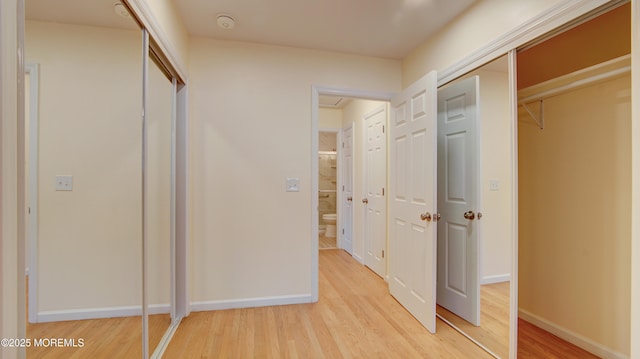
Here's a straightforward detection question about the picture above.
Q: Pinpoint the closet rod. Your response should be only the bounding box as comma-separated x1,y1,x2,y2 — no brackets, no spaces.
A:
519,65,630,104
518,57,630,130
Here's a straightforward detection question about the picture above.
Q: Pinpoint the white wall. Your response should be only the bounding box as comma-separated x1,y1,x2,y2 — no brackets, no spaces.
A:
188,38,401,307
403,0,566,86
26,20,170,318
319,108,342,129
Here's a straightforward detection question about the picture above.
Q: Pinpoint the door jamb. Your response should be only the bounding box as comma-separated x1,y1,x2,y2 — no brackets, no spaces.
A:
25,62,39,323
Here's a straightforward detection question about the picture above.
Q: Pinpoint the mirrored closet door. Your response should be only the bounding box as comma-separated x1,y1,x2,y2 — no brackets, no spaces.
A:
23,1,184,357
435,54,513,359
24,0,146,357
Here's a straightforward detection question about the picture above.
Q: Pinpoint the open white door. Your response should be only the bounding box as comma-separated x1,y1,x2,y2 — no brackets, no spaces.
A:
436,76,480,326
388,71,438,333
364,105,387,278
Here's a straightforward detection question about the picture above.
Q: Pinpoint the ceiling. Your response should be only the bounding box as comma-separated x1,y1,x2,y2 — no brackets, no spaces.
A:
25,0,477,60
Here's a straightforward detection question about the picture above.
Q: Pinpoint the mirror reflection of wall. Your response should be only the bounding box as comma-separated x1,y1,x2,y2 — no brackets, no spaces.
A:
435,54,512,359
24,1,147,357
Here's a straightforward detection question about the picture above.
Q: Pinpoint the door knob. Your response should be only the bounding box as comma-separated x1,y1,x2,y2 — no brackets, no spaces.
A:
477,212,483,220
463,211,475,220
347,196,353,202
362,198,369,204
420,212,432,222
433,213,441,222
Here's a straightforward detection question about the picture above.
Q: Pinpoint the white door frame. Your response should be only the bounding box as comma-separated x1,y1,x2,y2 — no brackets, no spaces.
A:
25,62,39,323
311,86,394,302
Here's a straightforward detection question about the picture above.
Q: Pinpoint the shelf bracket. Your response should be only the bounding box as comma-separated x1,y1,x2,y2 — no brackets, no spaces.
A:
521,100,544,130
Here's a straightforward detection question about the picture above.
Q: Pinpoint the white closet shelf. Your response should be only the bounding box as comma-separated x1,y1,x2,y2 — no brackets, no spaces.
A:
518,54,630,129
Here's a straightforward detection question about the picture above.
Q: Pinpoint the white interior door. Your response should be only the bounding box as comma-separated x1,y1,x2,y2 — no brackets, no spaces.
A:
436,75,480,326
388,71,438,333
363,105,387,278
341,124,354,255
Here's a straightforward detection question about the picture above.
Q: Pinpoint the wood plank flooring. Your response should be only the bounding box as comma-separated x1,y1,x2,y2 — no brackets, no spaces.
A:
26,314,169,359
437,282,510,358
24,250,607,358
164,249,492,358
517,318,600,358
319,233,337,249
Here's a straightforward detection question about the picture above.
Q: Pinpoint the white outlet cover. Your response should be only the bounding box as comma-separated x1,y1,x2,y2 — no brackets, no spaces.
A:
489,180,500,191
55,175,73,191
286,178,300,192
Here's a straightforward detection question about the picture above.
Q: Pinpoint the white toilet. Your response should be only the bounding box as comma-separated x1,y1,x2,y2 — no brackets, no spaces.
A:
322,213,337,238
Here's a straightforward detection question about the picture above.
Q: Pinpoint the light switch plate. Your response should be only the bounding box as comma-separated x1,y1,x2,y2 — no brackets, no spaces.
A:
55,175,73,191
286,178,300,192
489,180,500,191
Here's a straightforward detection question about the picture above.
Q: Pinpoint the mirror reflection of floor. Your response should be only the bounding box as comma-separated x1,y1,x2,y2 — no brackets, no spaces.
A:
26,278,170,358
26,314,169,358
436,282,510,359
319,233,337,249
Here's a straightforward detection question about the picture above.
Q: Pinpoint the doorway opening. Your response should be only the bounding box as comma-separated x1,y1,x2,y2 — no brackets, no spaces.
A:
318,130,339,250
311,86,393,302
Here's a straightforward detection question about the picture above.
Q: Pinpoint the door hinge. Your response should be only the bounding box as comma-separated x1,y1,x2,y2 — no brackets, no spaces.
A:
382,125,385,133
342,185,345,191
28,207,31,214
382,250,385,258
342,142,345,148
382,187,384,196
342,228,345,234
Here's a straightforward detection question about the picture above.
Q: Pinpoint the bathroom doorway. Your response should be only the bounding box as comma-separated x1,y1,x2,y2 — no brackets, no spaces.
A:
318,130,339,250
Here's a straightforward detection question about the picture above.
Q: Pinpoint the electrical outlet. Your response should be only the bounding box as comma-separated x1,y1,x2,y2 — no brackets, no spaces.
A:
489,180,500,191
55,175,73,191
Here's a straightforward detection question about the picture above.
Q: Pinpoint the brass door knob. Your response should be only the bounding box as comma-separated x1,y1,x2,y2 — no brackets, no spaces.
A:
420,212,432,222
463,211,475,220
434,213,441,222
362,198,369,204
347,196,353,202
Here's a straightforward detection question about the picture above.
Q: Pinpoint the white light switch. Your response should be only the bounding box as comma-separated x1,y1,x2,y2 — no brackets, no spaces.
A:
489,180,500,191
286,178,300,192
55,175,73,191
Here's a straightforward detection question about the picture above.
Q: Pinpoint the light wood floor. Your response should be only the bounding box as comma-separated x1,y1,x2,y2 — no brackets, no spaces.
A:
25,275,171,359
26,314,169,358
437,281,510,358
24,251,605,358
517,318,600,358
319,233,337,249
164,249,492,358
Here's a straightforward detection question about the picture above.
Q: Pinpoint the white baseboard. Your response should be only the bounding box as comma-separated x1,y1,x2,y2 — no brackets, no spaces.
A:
352,253,364,264
481,274,510,285
519,309,629,359
190,294,313,312
37,303,170,323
